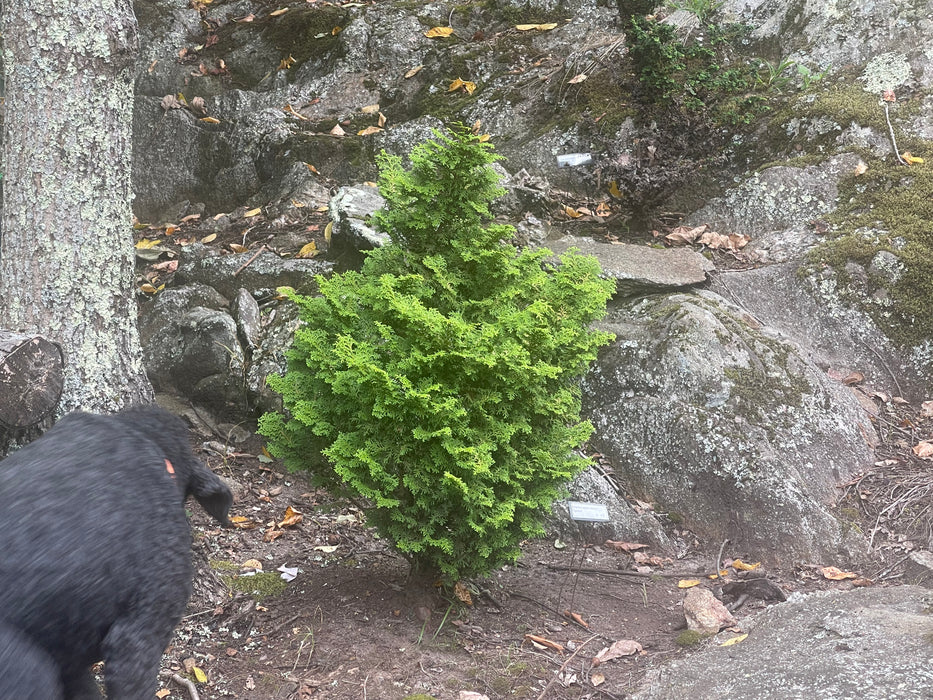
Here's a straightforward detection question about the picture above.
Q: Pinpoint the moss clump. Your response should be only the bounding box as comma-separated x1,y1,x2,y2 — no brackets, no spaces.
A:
563,72,638,134
809,155,933,348
224,572,289,600
676,629,709,647
263,5,350,69
808,85,892,133
209,559,240,573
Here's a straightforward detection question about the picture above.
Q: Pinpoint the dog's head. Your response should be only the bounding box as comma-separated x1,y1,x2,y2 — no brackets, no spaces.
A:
184,459,233,527
116,405,234,527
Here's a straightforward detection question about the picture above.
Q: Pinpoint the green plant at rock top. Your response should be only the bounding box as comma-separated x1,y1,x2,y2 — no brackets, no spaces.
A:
624,15,762,122
756,58,827,91
259,126,615,582
757,57,797,89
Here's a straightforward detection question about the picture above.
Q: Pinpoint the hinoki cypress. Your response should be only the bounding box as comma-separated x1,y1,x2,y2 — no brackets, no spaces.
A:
260,126,614,581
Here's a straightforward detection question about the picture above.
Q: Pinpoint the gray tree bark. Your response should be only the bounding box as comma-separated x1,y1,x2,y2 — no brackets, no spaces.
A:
0,0,153,413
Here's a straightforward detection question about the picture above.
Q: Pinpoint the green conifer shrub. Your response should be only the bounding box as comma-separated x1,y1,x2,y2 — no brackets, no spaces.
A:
258,126,615,581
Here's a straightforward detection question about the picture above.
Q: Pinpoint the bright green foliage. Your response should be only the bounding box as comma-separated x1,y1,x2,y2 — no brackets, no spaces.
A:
259,127,615,581
624,15,763,124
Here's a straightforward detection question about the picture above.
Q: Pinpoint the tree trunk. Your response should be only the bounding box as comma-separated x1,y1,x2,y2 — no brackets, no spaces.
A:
0,0,153,413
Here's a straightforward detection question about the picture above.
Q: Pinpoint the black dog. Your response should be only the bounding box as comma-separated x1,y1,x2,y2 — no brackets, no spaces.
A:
0,620,64,699
0,405,233,699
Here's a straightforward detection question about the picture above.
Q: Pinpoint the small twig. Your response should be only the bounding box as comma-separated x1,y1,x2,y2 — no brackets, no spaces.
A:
264,612,302,637
859,339,905,398
291,629,315,673
535,634,600,700
716,538,729,575
160,671,200,700
234,244,267,276
883,101,907,165
874,551,913,580
544,563,713,579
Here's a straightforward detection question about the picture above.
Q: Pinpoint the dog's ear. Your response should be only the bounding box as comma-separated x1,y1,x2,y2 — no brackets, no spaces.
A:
188,462,234,527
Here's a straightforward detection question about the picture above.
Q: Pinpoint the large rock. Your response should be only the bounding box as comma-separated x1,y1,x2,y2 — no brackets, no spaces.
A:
734,0,933,83
582,290,875,565
711,261,930,401
685,154,861,242
174,243,333,298
140,285,248,419
132,99,259,221
634,585,933,699
548,237,714,296
328,185,389,252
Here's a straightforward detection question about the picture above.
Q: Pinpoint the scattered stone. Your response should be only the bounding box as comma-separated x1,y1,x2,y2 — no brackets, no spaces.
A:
722,576,787,604
683,587,736,635
904,550,933,588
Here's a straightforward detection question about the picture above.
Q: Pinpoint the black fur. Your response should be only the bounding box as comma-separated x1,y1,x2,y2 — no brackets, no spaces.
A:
0,405,232,699
0,620,64,699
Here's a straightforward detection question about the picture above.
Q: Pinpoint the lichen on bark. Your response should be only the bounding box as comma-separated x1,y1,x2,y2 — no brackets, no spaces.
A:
0,0,152,413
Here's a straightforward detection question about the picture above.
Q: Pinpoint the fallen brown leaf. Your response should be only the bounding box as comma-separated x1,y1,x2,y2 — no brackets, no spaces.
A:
524,634,564,654
278,505,303,528
913,441,933,459
592,639,642,666
819,566,857,580
562,610,589,628
454,581,473,605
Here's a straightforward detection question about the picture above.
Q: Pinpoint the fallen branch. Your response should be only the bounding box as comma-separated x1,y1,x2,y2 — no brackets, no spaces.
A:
234,244,267,276
883,100,907,166
716,538,729,577
160,670,200,700
534,634,599,700
544,563,715,579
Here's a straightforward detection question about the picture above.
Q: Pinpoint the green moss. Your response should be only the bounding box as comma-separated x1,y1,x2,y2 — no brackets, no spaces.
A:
561,71,638,134
209,559,240,573
676,629,709,646
414,86,482,125
223,572,289,599
263,5,350,68
402,695,438,700
489,676,513,694
774,83,924,158
809,156,933,348
485,1,567,26
838,506,861,522
808,85,890,131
